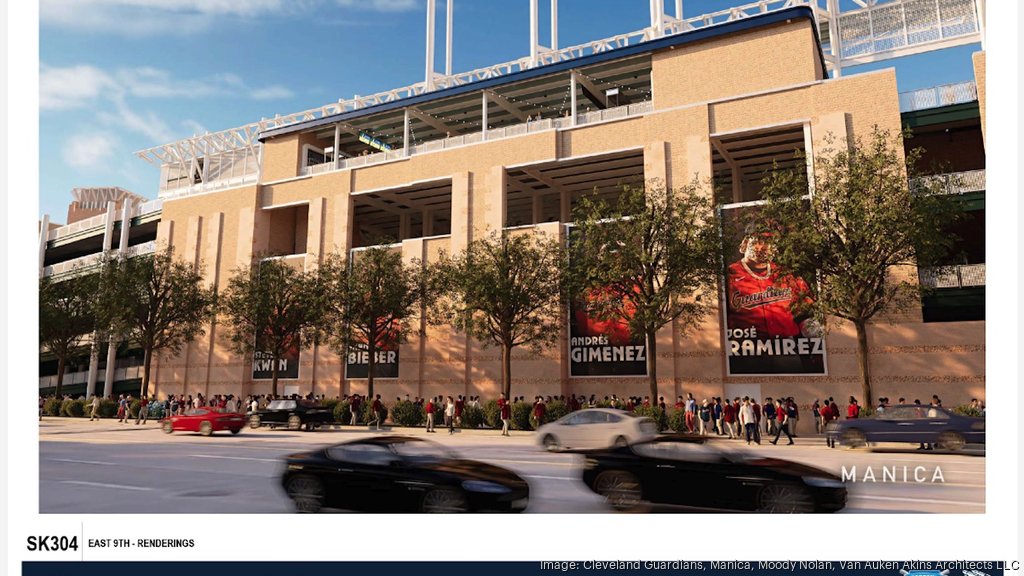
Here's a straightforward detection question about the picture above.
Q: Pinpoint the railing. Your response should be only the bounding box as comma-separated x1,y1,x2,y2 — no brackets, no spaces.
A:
913,169,985,195
301,101,653,177
261,253,307,271
158,173,258,200
899,81,978,112
42,241,158,278
48,212,108,242
918,263,986,289
39,366,145,389
124,241,157,258
135,198,163,216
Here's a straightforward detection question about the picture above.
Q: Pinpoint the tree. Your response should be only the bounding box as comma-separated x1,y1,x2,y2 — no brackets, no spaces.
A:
321,245,423,399
756,127,962,407
39,272,99,397
96,249,216,398
568,179,721,400
220,257,322,397
436,230,564,398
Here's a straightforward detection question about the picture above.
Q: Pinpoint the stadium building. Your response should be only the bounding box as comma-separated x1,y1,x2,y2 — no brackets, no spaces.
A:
39,1,986,407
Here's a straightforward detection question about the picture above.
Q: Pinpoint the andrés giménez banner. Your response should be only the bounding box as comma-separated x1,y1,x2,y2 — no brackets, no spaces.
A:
567,227,647,377
720,204,826,375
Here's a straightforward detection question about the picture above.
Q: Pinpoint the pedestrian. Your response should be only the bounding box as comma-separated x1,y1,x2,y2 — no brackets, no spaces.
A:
740,397,758,444
787,397,799,437
722,398,736,439
684,393,696,433
812,399,821,434
89,394,101,421
500,396,512,436
751,397,762,443
847,396,860,419
445,396,456,434
713,397,724,435
368,394,384,430
532,396,546,429
116,394,127,422
770,398,794,445
821,400,837,448
135,395,150,424
349,394,361,425
425,396,436,432
455,395,464,427
763,397,776,435
698,399,712,436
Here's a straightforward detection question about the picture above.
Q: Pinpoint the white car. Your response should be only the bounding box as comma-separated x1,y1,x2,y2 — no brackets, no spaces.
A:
535,408,658,451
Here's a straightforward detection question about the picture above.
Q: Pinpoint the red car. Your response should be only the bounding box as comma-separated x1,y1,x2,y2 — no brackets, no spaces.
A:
161,408,246,436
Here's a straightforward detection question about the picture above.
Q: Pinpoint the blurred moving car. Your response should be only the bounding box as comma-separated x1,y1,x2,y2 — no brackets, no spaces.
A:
581,437,847,513
161,408,246,436
535,408,658,451
248,399,333,431
826,404,984,450
280,436,530,513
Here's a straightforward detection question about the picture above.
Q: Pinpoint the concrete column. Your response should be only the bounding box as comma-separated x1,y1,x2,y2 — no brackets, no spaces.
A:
102,339,118,398
559,190,571,223
485,166,507,233
331,175,354,254
403,109,411,156
305,197,326,270
423,209,434,237
399,213,411,240
333,124,341,168
85,340,100,398
118,200,132,252
481,92,489,140
38,214,50,277
570,72,578,126
401,238,427,392
450,172,472,250
102,201,116,252
532,194,544,224
644,140,668,187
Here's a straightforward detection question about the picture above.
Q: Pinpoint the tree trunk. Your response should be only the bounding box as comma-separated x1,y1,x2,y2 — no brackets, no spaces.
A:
853,319,872,408
55,355,66,398
271,356,279,397
140,348,152,398
646,330,658,402
501,343,512,399
367,336,376,400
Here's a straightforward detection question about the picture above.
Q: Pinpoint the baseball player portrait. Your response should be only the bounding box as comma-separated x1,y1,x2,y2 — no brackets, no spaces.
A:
723,222,826,375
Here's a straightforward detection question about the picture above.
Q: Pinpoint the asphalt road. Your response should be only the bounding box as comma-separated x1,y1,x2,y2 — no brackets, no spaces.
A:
38,418,984,514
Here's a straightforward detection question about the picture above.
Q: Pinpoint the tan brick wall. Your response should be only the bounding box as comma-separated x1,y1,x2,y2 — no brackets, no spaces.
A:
652,20,823,111
151,36,981,405
973,51,986,144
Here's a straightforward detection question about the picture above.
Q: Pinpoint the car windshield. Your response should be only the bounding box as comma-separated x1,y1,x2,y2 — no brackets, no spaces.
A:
268,400,296,410
184,409,208,416
633,441,724,463
389,441,456,463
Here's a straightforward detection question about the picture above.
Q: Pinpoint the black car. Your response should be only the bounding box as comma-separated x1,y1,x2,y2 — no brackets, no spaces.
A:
248,399,334,431
826,404,984,450
280,436,530,513
580,437,847,513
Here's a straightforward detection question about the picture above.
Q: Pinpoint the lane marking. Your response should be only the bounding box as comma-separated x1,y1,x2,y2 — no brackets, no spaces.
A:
191,455,279,463
46,458,115,466
848,494,984,507
523,474,574,481
61,481,154,492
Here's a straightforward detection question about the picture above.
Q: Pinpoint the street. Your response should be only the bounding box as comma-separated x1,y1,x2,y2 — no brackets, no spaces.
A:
39,418,984,514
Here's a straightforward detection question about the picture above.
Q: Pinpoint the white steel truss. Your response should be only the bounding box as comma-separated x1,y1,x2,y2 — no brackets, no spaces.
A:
136,0,983,186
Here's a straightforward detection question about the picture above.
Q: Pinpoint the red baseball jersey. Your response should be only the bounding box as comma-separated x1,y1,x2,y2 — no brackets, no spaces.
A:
726,261,812,337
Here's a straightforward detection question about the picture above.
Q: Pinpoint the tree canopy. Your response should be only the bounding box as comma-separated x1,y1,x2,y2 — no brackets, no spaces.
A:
39,272,99,397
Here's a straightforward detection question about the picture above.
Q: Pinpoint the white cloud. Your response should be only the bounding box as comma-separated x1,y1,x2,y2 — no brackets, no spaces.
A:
335,0,419,11
63,133,118,168
40,0,296,36
250,85,296,100
39,65,115,111
181,119,209,136
97,96,176,143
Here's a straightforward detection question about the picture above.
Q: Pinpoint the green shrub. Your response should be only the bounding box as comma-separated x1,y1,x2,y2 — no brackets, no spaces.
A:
511,402,533,430
320,398,340,415
461,404,485,428
98,399,118,418
632,406,667,431
361,400,387,423
858,405,875,418
545,401,569,424
391,400,425,427
667,409,687,432
334,400,351,423
595,400,614,409
951,404,984,418
129,399,141,418
60,398,86,417
44,397,63,417
482,400,501,429
147,402,166,419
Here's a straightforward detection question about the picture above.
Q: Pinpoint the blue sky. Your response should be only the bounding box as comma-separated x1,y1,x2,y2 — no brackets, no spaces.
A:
39,0,981,221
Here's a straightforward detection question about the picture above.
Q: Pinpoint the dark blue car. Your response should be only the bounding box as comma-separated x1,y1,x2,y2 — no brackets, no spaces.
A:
826,405,984,450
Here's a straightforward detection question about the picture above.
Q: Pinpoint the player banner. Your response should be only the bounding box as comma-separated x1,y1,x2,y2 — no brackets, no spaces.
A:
252,334,300,380
567,227,647,377
719,203,826,375
344,343,399,379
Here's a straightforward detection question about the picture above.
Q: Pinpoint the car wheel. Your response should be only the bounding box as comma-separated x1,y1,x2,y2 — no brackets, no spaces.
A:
542,434,560,452
421,487,469,513
613,435,629,448
199,421,213,436
248,415,261,429
936,431,966,451
757,482,814,513
161,421,173,434
285,475,324,513
288,415,302,430
841,428,867,448
230,428,241,435
593,470,643,512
